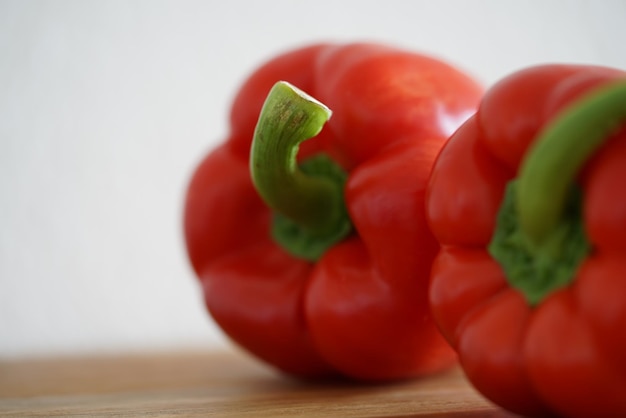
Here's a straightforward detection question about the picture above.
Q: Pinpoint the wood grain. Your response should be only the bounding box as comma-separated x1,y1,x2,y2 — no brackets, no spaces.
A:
0,348,516,417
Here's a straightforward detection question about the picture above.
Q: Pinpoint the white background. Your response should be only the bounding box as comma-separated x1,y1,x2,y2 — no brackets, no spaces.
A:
1,0,625,359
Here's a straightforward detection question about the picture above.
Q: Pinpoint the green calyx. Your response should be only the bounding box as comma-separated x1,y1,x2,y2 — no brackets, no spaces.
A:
250,81,352,261
489,180,590,305
489,80,626,306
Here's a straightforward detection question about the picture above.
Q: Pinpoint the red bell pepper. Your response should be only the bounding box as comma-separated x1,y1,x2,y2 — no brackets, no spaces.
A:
184,43,482,380
426,64,626,417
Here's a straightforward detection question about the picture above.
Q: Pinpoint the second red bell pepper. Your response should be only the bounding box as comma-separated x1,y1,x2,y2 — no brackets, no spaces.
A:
427,64,626,417
184,43,482,380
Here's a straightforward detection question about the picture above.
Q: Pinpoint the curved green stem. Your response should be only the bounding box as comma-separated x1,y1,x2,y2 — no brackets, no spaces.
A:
517,80,626,246
250,81,352,261
489,80,626,305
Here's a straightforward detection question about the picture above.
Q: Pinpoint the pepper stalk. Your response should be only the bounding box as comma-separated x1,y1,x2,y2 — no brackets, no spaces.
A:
250,81,352,261
489,80,626,305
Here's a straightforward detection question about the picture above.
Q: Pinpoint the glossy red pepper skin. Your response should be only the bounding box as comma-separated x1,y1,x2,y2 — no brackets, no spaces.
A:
426,65,626,417
184,43,482,380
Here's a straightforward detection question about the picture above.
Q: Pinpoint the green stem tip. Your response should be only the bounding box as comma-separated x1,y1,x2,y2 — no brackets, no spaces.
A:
250,81,352,261
517,80,626,245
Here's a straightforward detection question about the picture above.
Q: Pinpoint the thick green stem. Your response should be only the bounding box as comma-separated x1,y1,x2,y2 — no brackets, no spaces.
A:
517,80,626,246
250,81,352,261
489,80,626,305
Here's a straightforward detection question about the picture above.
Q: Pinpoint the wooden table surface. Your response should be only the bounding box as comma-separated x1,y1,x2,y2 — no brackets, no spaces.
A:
0,348,517,417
